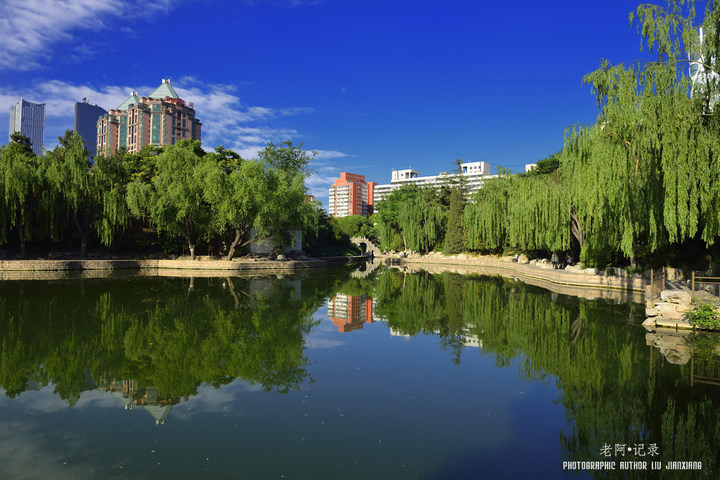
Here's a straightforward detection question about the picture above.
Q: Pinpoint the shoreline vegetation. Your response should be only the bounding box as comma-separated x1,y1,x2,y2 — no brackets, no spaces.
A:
368,2,720,282
1,2,719,314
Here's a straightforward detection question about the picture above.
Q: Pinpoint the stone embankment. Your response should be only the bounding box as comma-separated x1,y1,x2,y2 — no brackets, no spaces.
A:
379,250,720,331
380,251,646,291
0,255,366,280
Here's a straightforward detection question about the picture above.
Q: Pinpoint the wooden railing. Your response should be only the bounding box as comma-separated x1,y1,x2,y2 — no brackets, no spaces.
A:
649,267,666,301
691,271,720,302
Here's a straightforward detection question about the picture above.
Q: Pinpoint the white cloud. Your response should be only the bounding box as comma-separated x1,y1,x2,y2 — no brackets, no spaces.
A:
314,150,352,160
0,78,312,151
0,420,100,480
0,77,351,202
0,0,180,70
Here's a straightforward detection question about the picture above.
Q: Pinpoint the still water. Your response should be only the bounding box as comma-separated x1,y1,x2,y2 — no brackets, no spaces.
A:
0,266,718,479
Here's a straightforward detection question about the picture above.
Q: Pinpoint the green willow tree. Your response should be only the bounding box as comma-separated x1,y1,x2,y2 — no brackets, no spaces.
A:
398,188,447,253
0,134,40,256
463,169,512,252
444,159,467,254
92,150,132,247
465,0,720,267
254,142,317,252
202,158,271,260
374,184,447,252
127,140,212,260
45,131,130,257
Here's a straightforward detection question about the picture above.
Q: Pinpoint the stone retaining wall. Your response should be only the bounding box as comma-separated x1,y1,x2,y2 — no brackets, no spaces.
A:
0,256,366,280
380,253,646,292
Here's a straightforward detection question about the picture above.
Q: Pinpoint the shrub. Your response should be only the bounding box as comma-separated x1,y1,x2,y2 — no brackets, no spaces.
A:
685,333,720,360
685,303,720,330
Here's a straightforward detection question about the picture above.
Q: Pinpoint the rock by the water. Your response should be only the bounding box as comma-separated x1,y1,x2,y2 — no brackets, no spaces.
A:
660,290,692,305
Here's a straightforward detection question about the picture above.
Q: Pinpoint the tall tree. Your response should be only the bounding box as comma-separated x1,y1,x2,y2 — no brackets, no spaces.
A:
253,141,316,252
127,140,212,260
398,189,447,253
374,184,422,251
45,131,96,257
444,159,467,254
0,134,39,256
202,158,271,260
92,151,132,248
258,141,313,177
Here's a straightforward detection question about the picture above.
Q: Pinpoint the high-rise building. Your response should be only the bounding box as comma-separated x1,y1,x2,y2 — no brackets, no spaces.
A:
97,79,202,156
328,172,376,218
373,161,492,203
74,99,107,161
689,26,719,105
9,98,45,156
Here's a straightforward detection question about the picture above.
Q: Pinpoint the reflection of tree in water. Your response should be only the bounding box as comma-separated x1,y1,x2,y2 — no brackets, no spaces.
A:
0,269,351,409
372,268,720,477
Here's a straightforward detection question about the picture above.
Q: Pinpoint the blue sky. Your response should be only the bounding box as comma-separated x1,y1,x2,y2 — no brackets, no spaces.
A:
0,0,658,205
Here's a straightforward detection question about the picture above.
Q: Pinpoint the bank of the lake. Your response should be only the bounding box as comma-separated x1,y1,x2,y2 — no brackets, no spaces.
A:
0,255,366,278
378,252,647,292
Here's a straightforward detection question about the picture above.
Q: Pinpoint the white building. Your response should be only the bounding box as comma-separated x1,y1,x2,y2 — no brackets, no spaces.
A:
374,161,492,202
689,26,719,104
9,98,45,155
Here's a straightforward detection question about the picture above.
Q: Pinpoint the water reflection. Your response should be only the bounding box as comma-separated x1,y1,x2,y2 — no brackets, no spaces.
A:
100,378,177,424
0,265,719,478
327,294,376,332
0,269,351,409
368,268,720,476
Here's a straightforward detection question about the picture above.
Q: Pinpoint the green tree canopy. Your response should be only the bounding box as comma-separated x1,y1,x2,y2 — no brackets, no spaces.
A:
127,140,212,260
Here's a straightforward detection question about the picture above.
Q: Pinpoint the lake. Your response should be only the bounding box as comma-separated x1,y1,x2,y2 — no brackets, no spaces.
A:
0,265,717,479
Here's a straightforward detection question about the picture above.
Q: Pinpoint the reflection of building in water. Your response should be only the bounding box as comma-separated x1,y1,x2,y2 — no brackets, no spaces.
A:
390,328,412,337
435,327,483,348
328,294,375,332
462,331,482,348
101,378,178,424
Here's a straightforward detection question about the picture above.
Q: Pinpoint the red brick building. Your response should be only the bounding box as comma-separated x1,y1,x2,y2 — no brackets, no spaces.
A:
328,172,376,217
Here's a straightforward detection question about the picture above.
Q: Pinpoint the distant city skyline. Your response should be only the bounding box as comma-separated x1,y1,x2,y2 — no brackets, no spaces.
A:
74,99,107,161
0,1,682,205
9,98,45,155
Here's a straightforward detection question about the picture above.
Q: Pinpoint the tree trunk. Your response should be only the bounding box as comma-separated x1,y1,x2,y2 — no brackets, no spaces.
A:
80,230,88,258
73,211,89,258
189,243,196,260
569,208,586,248
17,226,25,258
226,277,240,309
226,229,242,261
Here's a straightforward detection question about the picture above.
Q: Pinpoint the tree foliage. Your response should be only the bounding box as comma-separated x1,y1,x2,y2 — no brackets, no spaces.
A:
374,184,448,252
464,0,720,267
0,135,39,256
127,140,211,260
0,131,322,259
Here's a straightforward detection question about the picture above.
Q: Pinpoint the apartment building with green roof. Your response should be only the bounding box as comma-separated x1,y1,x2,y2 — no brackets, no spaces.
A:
96,79,202,156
